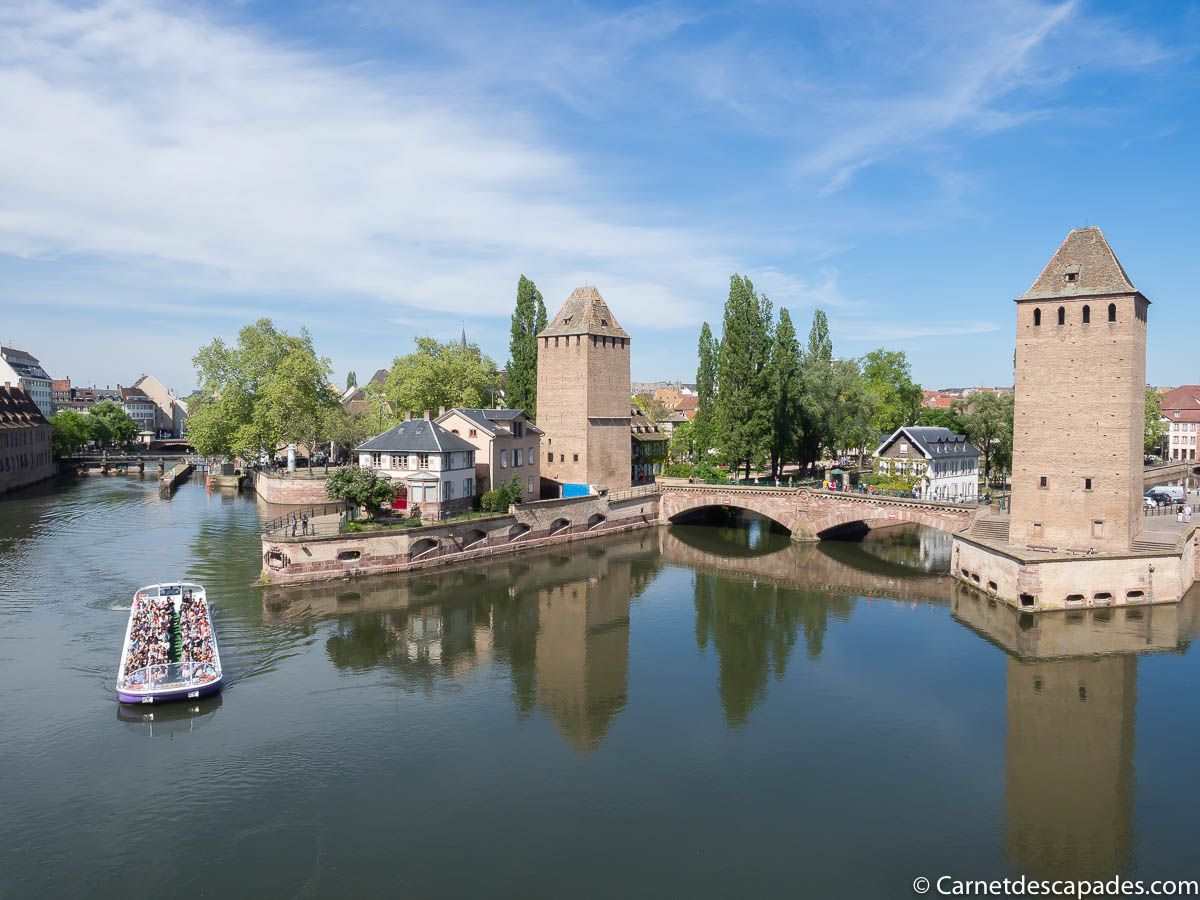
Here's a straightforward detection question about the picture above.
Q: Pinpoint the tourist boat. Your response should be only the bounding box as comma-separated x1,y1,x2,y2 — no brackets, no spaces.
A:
116,582,223,704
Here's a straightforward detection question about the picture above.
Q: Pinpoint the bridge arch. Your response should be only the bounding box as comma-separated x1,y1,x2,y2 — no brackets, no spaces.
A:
663,490,800,535
804,505,967,541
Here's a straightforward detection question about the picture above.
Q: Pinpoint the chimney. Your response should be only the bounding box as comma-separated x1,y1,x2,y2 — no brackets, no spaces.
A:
438,405,446,417
424,409,432,420
405,411,412,421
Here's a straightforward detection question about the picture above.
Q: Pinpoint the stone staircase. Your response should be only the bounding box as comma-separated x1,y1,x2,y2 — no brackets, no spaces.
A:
1131,533,1179,553
971,517,1011,543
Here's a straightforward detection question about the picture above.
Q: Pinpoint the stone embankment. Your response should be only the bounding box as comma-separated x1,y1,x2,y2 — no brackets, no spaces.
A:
254,470,337,505
260,486,660,585
160,462,193,495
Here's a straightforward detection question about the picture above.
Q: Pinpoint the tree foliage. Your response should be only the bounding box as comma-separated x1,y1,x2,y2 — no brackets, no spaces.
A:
860,348,923,436
916,406,964,432
713,275,773,477
50,410,94,456
325,466,395,518
765,307,801,477
1145,388,1168,456
480,475,525,512
87,400,138,448
382,337,500,421
952,391,1014,481
190,319,334,460
694,322,717,457
505,275,547,418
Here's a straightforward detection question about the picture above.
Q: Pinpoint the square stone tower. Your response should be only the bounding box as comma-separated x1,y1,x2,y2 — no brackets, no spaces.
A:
1009,227,1149,552
536,287,632,491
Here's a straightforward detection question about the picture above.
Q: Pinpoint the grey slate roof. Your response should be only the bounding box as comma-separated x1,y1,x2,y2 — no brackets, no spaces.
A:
538,286,630,339
874,426,980,460
1017,226,1142,302
357,418,476,453
443,407,544,436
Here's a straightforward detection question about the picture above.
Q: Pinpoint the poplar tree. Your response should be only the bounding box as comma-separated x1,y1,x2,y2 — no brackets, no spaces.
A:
766,307,801,478
505,275,546,417
714,275,773,479
694,322,717,457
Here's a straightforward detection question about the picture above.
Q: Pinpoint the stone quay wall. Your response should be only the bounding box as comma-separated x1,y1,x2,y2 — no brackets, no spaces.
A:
254,471,336,506
260,489,660,585
952,530,1198,611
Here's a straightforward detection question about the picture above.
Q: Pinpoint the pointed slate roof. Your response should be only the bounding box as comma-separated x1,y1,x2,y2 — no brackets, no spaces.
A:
356,418,476,454
537,286,630,339
1017,226,1142,302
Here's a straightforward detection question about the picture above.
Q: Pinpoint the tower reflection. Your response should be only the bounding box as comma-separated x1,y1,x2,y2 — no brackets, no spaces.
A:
953,586,1196,879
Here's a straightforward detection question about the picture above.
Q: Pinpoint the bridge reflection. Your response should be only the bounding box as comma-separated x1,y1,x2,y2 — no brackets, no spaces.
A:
953,586,1198,880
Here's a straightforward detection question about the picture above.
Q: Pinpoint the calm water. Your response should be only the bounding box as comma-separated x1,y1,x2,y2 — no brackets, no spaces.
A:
2,477,1200,898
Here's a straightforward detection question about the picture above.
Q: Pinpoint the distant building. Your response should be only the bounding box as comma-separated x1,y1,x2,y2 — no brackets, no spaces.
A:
674,394,698,421
118,385,158,441
0,347,53,420
873,426,980,501
0,384,55,494
1158,384,1200,461
50,380,120,414
436,407,542,500
356,416,477,519
630,406,668,485
132,375,189,438
536,287,632,493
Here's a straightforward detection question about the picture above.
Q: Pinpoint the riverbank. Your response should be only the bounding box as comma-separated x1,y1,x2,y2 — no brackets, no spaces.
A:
260,486,660,584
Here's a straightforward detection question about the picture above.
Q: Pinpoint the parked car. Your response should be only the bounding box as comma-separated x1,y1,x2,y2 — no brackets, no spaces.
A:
1146,486,1185,506
1144,495,1161,510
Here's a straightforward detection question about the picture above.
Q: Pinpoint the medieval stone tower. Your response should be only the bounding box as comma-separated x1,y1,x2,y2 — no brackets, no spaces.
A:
1009,227,1148,553
536,287,632,491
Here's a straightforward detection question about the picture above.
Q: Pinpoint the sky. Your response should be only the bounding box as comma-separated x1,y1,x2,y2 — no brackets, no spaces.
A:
1,0,1198,394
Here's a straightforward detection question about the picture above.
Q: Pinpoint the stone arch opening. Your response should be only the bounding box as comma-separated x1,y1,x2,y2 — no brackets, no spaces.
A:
508,523,530,542
463,529,487,549
587,513,606,530
410,537,439,559
667,503,793,536
549,517,571,535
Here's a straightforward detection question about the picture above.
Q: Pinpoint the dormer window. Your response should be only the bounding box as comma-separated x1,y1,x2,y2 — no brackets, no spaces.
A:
1065,272,1078,283
600,319,608,326
561,315,572,325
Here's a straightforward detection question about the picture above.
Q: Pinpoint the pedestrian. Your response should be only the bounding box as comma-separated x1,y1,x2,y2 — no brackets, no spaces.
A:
301,512,309,535
1185,504,1193,524
290,513,298,536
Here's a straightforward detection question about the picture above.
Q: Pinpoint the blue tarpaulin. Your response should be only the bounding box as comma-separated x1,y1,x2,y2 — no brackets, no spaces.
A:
562,483,591,498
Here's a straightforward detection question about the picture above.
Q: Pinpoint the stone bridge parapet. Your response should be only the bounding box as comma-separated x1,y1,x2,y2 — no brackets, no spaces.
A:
658,482,973,540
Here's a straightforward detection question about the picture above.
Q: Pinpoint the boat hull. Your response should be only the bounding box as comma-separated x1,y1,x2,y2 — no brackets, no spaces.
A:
118,676,223,705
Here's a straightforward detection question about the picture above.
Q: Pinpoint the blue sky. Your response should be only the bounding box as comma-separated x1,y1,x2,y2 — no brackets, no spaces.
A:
1,0,1198,393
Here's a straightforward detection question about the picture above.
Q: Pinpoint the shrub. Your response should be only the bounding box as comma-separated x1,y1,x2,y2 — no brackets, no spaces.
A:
325,466,395,518
663,462,693,478
480,490,503,512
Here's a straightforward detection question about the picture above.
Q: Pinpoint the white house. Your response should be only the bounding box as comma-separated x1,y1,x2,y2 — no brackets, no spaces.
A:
872,426,980,502
0,346,53,420
435,407,542,499
357,416,477,519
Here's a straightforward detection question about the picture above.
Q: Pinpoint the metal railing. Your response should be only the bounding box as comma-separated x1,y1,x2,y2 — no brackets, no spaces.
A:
262,501,347,536
608,483,661,502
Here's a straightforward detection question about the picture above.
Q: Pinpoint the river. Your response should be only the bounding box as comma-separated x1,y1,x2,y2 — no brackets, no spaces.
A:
2,476,1199,897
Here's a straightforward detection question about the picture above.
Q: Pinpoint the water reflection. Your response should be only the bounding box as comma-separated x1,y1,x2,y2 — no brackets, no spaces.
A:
953,587,1197,879
115,694,224,737
267,533,661,751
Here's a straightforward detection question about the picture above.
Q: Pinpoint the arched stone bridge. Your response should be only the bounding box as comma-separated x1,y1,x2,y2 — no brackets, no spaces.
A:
658,482,975,540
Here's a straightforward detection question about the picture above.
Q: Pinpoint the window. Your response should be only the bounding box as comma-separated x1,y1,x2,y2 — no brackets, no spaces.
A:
528,446,535,465
370,451,382,467
559,453,565,462
1065,272,1078,283
573,453,579,462
1108,302,1117,322
547,452,554,464
500,450,508,468
527,476,533,493
514,448,523,467
1057,306,1065,325
1033,308,1041,326
464,478,474,496
417,453,429,470
443,480,453,501
899,441,908,455
1033,522,1043,539
469,429,477,438
1092,520,1105,539
1082,304,1090,324
1039,476,1048,489
1084,477,1092,490
514,421,524,437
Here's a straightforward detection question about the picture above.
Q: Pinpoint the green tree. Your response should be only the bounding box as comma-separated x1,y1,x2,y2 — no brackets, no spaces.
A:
795,310,837,469
505,275,547,417
382,337,500,419
952,391,1014,484
916,406,964,432
325,466,395,518
1145,388,1168,456
669,419,696,462
87,400,138,448
829,358,877,464
694,322,718,458
765,307,801,477
633,392,673,423
323,404,376,457
714,275,773,477
345,371,357,389
50,410,93,456
860,348,922,436
191,319,331,460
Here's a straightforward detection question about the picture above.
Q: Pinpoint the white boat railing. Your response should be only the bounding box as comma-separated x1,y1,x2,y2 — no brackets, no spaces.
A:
118,662,220,692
